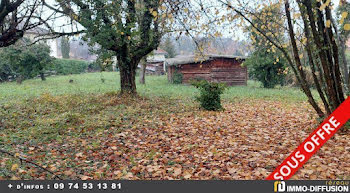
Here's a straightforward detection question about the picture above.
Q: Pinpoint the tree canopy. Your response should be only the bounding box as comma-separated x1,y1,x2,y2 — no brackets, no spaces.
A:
50,0,187,94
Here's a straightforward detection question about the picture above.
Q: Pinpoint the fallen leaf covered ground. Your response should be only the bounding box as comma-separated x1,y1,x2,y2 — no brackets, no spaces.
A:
0,93,349,180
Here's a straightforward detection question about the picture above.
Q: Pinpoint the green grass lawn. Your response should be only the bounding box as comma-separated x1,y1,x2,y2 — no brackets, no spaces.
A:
0,72,310,103
2,72,334,180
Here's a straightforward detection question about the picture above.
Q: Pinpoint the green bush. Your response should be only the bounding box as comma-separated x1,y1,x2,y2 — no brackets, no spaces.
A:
244,50,287,88
173,71,183,84
87,62,102,72
0,39,53,83
52,59,90,75
192,80,227,111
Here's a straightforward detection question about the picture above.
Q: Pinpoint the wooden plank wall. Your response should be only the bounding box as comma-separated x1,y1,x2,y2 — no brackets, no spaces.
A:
181,61,212,83
146,62,165,75
210,58,247,86
169,58,247,86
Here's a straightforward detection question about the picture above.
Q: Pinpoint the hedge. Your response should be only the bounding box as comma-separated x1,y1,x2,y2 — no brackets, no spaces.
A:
52,59,91,75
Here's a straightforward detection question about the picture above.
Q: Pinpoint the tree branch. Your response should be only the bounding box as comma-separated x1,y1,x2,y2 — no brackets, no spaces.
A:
0,149,63,180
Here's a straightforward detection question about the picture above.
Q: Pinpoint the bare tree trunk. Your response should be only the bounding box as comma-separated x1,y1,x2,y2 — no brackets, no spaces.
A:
16,75,23,84
285,0,325,118
325,7,345,104
139,57,146,84
299,5,331,115
40,72,46,81
331,15,349,91
119,60,137,95
303,0,344,111
337,35,349,92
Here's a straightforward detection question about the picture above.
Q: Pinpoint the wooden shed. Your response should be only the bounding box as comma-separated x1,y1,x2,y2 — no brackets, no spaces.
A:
145,61,165,75
141,48,168,76
165,55,248,86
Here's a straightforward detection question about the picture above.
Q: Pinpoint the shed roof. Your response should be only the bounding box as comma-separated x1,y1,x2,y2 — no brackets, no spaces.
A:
165,55,210,66
165,55,247,66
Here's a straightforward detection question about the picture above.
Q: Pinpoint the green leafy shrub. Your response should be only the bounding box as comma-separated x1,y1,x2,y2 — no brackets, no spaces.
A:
172,71,183,84
52,59,90,75
244,4,287,89
87,62,103,72
244,50,287,88
0,39,53,83
192,80,227,111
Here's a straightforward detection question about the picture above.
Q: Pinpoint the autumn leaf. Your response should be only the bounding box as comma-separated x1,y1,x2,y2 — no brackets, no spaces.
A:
183,172,192,179
111,146,117,150
81,175,92,180
173,168,182,177
64,169,74,176
11,164,19,171
228,168,237,175
152,11,158,17
344,24,350,31
319,0,330,11
75,152,84,157
340,12,348,24
341,12,348,19
11,176,20,180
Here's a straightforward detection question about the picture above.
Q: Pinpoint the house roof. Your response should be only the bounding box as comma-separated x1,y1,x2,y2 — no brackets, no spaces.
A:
165,55,210,66
26,27,49,35
147,59,165,63
209,54,248,60
17,22,50,35
165,55,247,66
154,48,168,55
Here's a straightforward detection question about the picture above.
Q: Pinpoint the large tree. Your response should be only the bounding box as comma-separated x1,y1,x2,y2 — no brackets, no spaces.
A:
51,0,183,94
244,3,288,88
215,0,347,118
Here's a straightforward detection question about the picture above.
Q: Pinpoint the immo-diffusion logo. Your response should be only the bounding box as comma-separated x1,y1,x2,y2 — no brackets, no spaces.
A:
273,181,349,193
274,181,286,192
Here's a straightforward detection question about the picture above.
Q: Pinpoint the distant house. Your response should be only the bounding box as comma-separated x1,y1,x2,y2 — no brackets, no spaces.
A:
148,48,168,62
23,26,97,61
23,27,60,58
165,55,248,86
67,39,97,61
141,48,168,75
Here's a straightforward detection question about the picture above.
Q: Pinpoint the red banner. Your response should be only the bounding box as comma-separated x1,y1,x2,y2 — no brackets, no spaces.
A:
266,98,350,180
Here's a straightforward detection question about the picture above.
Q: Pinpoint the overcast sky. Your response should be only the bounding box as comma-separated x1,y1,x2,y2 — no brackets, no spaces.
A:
42,0,342,42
